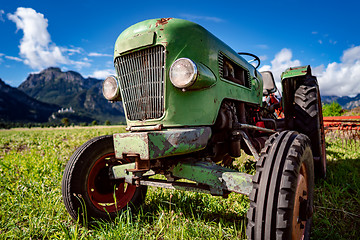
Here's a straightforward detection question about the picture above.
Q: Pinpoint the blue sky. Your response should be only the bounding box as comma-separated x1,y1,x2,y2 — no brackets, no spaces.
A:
1,0,360,96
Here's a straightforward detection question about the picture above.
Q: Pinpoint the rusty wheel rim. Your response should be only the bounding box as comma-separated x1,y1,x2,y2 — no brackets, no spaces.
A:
87,153,136,212
292,162,309,240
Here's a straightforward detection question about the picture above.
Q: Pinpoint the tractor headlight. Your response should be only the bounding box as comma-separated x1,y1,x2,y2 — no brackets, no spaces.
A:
102,75,121,101
169,58,198,88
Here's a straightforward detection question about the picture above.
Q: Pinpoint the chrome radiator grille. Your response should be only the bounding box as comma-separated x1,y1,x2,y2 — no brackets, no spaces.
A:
115,45,165,121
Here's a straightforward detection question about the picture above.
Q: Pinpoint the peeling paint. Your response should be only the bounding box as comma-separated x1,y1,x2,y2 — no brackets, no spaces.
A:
171,160,253,195
155,18,173,27
113,127,211,160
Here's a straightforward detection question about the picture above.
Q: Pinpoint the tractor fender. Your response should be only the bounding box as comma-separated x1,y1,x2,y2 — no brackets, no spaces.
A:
281,65,318,127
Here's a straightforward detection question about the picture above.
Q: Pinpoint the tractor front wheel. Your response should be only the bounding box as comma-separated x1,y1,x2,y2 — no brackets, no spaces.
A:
62,135,147,223
247,131,314,240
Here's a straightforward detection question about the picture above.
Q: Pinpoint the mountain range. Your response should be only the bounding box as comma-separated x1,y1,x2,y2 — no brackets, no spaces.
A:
0,78,58,123
321,94,360,109
1,67,359,125
1,67,124,124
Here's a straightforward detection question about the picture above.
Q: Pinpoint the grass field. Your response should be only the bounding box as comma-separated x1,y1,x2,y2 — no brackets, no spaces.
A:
0,126,359,239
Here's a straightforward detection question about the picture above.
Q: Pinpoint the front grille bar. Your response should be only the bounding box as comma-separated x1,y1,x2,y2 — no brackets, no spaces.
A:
115,45,165,121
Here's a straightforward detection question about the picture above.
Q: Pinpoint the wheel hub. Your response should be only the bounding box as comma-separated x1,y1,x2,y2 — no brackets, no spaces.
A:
292,163,309,240
87,153,136,212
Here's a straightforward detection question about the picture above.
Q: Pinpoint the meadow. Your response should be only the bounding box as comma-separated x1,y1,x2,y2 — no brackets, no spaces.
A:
0,126,359,239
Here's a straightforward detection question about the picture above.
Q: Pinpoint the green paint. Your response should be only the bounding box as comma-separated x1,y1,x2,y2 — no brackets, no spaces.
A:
172,161,222,187
113,127,211,160
111,162,135,179
281,65,310,80
171,161,253,195
186,62,217,90
113,18,263,128
114,133,149,158
115,32,155,54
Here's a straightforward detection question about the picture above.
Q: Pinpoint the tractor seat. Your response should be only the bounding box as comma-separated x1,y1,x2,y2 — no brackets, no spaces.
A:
261,71,277,96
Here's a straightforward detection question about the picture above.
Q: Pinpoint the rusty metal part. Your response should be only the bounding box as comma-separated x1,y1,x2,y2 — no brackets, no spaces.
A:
115,45,165,121
111,160,253,196
234,130,260,161
126,124,163,132
122,154,150,173
170,160,253,196
324,116,360,121
111,162,155,183
155,18,173,27
235,123,276,133
323,116,360,132
292,161,310,239
139,179,211,194
113,127,212,160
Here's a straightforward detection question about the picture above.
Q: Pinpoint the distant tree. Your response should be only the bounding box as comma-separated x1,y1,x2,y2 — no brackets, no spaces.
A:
104,120,111,126
61,118,70,127
0,122,10,129
322,102,343,116
92,120,98,126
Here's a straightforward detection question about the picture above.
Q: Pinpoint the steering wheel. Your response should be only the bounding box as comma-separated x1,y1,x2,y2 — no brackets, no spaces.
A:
237,52,261,69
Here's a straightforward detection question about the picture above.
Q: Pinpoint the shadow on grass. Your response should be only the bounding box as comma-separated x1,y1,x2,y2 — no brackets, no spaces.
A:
87,151,360,239
143,190,247,223
312,155,360,240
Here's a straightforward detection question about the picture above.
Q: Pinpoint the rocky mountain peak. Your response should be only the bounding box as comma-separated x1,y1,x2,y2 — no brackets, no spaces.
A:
41,67,62,73
18,67,102,98
14,67,124,124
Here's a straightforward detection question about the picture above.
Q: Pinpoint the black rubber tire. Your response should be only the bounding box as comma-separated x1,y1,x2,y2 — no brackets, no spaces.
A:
62,135,147,223
294,80,326,178
247,131,314,240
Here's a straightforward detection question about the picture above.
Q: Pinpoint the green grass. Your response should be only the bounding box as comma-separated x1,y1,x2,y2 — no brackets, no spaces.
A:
312,138,360,239
0,127,359,239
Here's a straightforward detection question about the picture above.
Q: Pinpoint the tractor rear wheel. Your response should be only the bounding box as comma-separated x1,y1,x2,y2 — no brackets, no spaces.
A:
62,135,147,223
247,131,314,240
294,80,326,178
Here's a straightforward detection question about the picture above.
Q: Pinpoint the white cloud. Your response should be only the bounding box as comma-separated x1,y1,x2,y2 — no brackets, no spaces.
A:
89,52,112,57
5,55,23,62
61,46,83,56
315,45,360,96
90,69,115,79
261,46,360,97
259,55,268,61
0,10,5,22
256,44,269,49
7,8,71,70
180,14,224,23
259,48,301,88
71,60,91,69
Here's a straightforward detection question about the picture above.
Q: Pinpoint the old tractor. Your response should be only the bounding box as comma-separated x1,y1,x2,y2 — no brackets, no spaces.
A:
62,18,326,239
